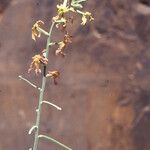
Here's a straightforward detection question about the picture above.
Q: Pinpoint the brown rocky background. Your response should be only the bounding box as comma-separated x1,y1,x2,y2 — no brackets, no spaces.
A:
0,0,150,150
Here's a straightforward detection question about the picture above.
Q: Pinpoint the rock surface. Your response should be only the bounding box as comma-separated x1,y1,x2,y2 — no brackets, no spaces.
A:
0,0,150,150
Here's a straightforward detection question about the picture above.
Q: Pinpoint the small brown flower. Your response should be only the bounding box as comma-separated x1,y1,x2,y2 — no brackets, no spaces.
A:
64,33,72,43
55,33,72,57
56,41,66,57
28,54,48,74
32,20,44,41
46,71,60,85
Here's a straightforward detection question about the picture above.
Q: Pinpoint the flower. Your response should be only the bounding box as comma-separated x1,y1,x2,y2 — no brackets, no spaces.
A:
46,71,60,85
53,4,75,31
57,4,74,17
32,20,44,41
81,12,94,25
28,54,48,74
56,41,66,57
64,33,72,43
55,33,72,57
55,17,67,31
57,4,69,16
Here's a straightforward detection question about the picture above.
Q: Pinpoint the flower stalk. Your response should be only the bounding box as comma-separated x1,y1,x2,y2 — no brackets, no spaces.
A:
19,0,93,150
32,21,58,150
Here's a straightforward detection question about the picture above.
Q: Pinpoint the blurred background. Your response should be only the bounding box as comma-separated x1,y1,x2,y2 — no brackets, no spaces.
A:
0,0,150,150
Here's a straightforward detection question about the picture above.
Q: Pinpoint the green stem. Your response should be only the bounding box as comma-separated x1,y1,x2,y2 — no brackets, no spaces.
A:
38,27,49,36
63,0,68,6
32,1,70,150
76,10,84,15
32,21,55,150
38,135,72,150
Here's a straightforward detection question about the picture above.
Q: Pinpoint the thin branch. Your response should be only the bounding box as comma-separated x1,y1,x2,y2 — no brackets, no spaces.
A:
41,100,62,110
38,135,72,150
18,75,41,91
38,28,49,36
28,126,38,135
76,10,84,15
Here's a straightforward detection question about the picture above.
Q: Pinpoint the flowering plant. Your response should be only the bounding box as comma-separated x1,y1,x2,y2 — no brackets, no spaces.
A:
19,0,93,150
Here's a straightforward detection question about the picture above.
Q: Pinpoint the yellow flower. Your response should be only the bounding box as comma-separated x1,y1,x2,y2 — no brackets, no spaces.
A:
81,12,94,25
32,20,44,41
57,4,74,17
46,71,60,85
28,54,48,74
57,4,70,16
53,4,75,31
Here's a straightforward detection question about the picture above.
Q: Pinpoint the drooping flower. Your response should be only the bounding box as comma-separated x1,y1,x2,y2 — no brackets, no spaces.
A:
64,33,72,43
56,41,66,57
81,12,94,25
28,54,48,74
55,33,72,57
32,20,44,41
46,71,60,85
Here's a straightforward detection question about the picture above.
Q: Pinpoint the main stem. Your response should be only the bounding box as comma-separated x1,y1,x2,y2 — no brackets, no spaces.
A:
33,21,55,150
33,1,68,150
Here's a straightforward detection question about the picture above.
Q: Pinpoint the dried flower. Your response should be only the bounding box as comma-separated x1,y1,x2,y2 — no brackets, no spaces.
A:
32,20,44,41
64,33,72,43
56,41,66,57
55,33,72,57
28,54,48,74
81,12,94,25
46,71,60,85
